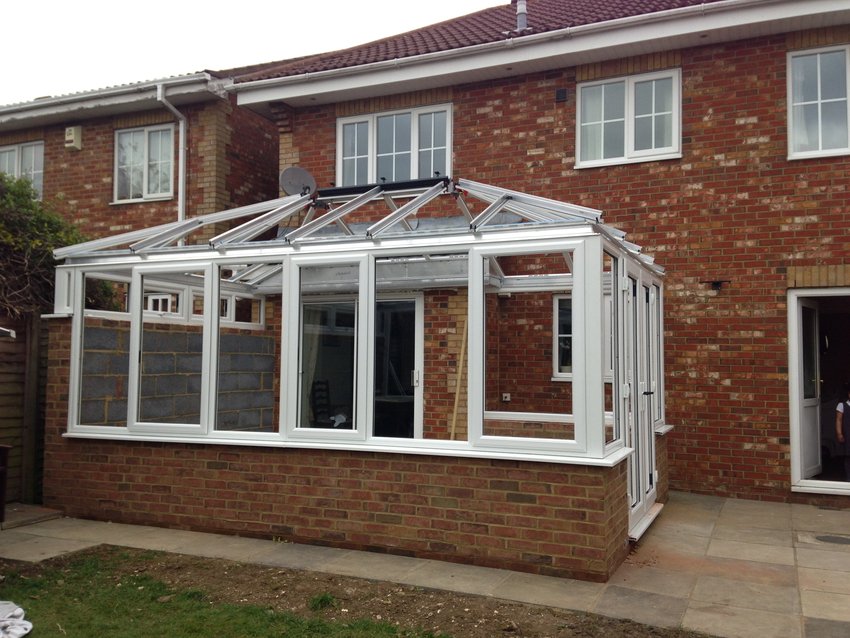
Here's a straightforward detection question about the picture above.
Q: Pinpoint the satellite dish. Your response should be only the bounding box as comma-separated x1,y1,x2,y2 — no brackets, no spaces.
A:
280,166,317,196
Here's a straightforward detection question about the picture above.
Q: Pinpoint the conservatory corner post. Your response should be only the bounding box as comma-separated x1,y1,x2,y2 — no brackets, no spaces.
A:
466,250,485,444
581,236,606,457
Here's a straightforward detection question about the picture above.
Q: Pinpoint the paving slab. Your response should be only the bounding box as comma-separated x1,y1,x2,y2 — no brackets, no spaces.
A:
706,538,796,565
252,542,353,571
691,574,801,614
798,567,850,595
683,601,802,638
0,530,100,562
797,547,850,572
318,548,426,581
593,585,687,628
792,505,850,535
800,590,850,622
716,511,792,531
491,571,603,611
607,563,698,598
803,617,850,638
712,524,794,547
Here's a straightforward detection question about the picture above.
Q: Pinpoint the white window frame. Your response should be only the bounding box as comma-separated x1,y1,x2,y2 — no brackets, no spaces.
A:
787,45,850,160
113,124,175,203
575,69,681,169
335,104,452,186
0,141,44,198
553,295,573,379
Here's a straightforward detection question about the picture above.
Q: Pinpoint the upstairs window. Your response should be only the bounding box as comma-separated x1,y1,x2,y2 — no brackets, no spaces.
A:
576,69,681,168
114,125,174,202
788,46,850,159
0,141,44,198
337,105,451,186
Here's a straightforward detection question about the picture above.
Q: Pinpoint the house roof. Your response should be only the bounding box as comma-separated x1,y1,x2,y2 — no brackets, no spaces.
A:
231,0,850,110
232,0,724,85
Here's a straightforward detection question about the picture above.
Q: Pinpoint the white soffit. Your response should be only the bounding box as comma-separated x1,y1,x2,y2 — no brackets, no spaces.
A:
235,0,850,109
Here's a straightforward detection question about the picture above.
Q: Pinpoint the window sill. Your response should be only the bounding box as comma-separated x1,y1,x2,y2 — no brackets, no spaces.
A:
574,151,682,170
654,423,674,435
787,148,850,161
110,195,174,205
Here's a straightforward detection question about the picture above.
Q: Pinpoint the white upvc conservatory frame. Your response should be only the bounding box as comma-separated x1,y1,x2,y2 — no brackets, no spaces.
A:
55,178,665,467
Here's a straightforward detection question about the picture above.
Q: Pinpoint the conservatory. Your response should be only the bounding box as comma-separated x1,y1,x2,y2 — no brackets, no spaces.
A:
48,176,669,579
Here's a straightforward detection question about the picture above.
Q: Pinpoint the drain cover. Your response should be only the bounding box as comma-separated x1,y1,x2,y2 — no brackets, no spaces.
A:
815,535,850,545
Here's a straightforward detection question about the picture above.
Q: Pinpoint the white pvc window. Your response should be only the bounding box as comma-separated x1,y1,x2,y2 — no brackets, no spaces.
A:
788,46,850,159
337,105,452,186
577,70,681,168
553,296,573,376
0,141,44,198
114,125,174,202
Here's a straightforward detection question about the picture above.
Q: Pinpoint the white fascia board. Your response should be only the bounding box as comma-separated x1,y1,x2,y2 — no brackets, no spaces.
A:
0,74,224,132
235,0,850,108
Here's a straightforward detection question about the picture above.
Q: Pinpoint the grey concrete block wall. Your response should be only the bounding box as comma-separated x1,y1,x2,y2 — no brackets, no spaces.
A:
79,323,276,430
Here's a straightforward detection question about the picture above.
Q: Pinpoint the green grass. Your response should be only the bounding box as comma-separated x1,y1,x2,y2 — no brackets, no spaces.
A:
0,552,442,638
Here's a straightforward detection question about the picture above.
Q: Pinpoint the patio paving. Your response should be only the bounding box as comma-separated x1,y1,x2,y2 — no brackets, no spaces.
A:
3,490,850,637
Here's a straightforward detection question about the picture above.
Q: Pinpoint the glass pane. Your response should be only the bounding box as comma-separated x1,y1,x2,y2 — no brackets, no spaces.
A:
298,264,358,430
356,121,368,154
377,156,393,183
434,110,447,145
343,123,357,157
377,116,394,154
342,158,356,186
138,271,204,424
419,113,433,148
634,116,652,151
821,51,847,101
216,269,276,433
603,120,625,158
0,149,14,175
396,152,411,181
604,82,625,119
373,299,416,438
792,55,819,103
655,113,673,148
822,101,849,149
581,123,602,161
635,81,653,116
356,157,368,185
655,77,673,112
418,149,431,179
396,114,411,152
433,148,446,177
581,85,603,123
793,104,819,153
802,306,817,399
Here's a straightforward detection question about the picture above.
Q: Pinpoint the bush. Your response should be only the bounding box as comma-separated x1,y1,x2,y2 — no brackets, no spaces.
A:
0,174,82,317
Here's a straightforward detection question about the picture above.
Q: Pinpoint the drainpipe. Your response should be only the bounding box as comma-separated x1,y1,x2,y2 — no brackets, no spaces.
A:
157,84,187,230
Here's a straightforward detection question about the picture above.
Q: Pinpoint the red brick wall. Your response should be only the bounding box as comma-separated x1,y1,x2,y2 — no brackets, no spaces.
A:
45,317,629,581
0,97,278,243
273,28,850,503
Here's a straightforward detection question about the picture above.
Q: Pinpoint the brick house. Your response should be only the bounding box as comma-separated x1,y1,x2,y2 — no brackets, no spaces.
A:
38,0,850,581
0,73,279,504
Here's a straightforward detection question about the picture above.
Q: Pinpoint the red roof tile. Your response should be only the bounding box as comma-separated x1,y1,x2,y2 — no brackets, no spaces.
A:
231,0,727,84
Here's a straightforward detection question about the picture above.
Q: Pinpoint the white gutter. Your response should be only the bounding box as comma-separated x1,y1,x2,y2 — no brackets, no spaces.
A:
233,0,849,105
157,84,188,228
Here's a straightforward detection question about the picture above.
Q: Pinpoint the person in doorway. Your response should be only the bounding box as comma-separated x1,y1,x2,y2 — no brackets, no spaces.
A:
835,382,850,480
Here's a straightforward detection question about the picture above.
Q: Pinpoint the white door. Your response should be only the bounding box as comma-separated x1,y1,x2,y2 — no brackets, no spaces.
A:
800,300,821,479
625,274,657,532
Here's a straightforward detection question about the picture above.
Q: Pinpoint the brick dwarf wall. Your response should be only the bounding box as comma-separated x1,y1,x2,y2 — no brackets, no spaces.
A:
45,318,629,581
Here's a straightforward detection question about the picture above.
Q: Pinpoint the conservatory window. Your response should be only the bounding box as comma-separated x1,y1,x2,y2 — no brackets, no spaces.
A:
337,105,451,186
788,46,850,159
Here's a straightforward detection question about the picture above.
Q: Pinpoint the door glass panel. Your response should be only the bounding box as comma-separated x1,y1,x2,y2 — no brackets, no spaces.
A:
803,305,818,399
373,300,416,438
604,252,619,444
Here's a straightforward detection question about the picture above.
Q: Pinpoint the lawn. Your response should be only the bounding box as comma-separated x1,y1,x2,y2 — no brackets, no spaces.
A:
0,549,439,638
